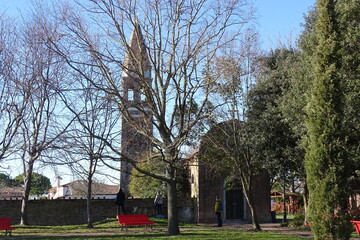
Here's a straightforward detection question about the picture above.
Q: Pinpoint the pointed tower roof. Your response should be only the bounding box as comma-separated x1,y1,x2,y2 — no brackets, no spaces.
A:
123,22,151,75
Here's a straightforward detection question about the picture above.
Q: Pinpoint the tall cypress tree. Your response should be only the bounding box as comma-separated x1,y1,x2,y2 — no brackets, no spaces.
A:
304,0,353,239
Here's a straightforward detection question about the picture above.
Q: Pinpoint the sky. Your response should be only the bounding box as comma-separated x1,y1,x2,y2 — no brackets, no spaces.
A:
255,0,315,49
1,0,316,50
0,0,316,186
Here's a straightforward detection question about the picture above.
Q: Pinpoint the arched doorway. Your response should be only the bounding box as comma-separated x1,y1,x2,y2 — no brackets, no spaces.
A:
225,182,244,220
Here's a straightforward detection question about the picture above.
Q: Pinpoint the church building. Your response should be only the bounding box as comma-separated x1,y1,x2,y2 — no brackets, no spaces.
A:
189,152,271,223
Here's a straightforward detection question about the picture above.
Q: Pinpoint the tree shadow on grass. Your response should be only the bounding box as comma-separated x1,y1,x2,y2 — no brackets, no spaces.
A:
8,232,209,240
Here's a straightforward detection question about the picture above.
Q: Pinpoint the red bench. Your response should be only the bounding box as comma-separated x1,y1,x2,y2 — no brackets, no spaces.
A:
116,215,154,230
351,220,360,236
0,218,16,236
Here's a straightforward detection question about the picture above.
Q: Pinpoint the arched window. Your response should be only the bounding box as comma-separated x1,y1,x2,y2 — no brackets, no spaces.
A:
141,91,146,102
144,70,151,78
128,89,134,101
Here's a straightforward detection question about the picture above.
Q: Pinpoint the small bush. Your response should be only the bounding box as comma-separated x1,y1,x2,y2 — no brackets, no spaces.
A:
280,221,288,227
290,212,305,227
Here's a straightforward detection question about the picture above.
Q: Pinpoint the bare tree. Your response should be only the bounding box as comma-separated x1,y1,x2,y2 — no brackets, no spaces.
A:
200,28,263,230
9,13,73,225
44,0,255,234
0,13,29,163
56,75,120,228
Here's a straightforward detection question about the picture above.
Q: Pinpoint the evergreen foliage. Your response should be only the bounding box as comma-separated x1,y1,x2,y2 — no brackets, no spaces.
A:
129,161,166,198
14,172,52,195
304,0,353,239
0,173,15,187
248,49,304,187
129,159,190,198
336,0,360,173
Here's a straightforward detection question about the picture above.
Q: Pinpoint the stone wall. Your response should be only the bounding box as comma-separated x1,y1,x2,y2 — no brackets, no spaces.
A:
0,198,197,225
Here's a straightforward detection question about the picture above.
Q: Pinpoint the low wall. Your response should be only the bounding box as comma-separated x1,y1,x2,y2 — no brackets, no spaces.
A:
0,198,197,225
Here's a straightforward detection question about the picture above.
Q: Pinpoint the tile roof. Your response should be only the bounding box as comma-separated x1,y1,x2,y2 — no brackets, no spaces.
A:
49,180,119,196
0,187,24,198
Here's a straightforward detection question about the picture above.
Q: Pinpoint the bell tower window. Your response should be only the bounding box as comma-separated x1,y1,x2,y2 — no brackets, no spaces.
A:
128,89,134,101
141,91,146,102
144,70,151,78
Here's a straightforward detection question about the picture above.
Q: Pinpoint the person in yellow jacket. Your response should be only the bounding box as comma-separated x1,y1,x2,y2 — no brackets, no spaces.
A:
214,196,223,227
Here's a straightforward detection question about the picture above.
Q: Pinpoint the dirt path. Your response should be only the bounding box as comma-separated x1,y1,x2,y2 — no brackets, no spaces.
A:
257,223,313,238
243,223,359,239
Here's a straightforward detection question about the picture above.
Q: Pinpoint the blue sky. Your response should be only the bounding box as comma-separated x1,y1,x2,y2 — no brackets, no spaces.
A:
1,0,316,50
255,0,315,49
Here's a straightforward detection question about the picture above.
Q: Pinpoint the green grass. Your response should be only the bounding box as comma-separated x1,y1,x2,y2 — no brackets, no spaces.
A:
10,231,310,240
276,214,295,220
4,218,312,240
8,218,359,239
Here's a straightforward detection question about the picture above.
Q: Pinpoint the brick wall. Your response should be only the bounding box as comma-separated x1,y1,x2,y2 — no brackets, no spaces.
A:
195,164,271,224
251,172,272,223
0,198,197,225
197,163,223,223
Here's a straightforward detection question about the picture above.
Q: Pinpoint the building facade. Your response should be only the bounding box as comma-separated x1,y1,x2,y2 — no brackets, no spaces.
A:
189,152,271,223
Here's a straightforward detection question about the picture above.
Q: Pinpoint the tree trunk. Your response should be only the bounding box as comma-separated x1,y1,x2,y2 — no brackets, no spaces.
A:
86,179,93,228
282,172,287,222
240,173,261,230
303,181,309,226
167,180,180,235
244,187,261,230
20,164,34,225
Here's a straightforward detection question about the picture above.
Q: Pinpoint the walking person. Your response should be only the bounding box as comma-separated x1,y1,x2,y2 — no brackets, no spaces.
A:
154,191,164,217
116,188,126,215
214,196,223,227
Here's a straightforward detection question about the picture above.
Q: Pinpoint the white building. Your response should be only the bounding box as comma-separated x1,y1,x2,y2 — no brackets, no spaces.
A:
48,179,119,199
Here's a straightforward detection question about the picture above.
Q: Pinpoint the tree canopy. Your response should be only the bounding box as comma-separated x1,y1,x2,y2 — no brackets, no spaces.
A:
14,172,52,196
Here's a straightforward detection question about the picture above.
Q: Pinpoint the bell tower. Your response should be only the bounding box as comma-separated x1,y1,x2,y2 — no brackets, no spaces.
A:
120,23,153,194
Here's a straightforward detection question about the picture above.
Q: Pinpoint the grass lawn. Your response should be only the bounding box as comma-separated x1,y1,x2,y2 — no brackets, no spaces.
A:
6,218,311,240
275,213,295,220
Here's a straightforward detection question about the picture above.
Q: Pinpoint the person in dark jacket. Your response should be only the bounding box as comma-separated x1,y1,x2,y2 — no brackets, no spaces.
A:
116,188,126,215
154,191,164,216
214,196,223,227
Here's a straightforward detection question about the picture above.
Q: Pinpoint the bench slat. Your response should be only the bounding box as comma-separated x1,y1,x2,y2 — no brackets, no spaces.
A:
0,218,16,236
121,222,154,225
351,220,360,235
116,215,154,227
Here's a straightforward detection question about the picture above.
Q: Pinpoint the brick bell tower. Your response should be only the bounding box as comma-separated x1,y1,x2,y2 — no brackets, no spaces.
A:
120,23,153,194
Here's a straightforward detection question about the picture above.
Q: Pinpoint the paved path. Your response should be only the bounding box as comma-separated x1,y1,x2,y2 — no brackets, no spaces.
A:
243,223,359,239
242,223,313,238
